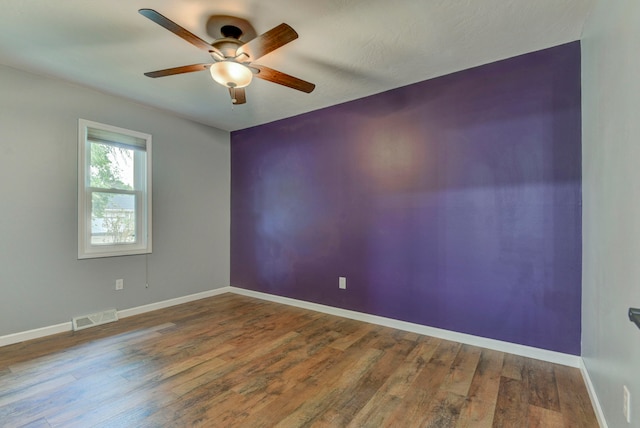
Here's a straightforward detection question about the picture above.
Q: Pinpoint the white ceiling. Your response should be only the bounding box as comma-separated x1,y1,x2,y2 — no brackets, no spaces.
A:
0,0,593,132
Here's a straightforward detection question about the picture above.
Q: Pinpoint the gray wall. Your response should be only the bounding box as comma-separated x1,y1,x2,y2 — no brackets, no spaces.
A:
0,65,230,336
582,0,640,426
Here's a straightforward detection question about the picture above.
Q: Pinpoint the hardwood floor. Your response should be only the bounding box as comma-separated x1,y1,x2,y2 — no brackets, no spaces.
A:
0,293,598,427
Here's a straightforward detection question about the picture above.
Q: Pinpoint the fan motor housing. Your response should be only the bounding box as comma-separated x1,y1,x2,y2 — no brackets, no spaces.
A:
211,38,244,58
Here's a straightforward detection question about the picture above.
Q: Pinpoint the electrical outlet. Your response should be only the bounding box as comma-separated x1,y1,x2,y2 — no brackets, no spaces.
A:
339,277,347,290
115,279,124,290
624,385,631,423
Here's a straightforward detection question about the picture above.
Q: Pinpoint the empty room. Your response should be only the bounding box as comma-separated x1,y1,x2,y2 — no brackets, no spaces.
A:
0,0,638,426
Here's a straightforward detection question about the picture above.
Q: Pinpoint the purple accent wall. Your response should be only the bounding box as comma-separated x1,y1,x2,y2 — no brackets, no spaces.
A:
231,42,582,354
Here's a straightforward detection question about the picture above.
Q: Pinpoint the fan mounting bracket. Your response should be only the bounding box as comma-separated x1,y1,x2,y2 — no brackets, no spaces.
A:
206,15,257,43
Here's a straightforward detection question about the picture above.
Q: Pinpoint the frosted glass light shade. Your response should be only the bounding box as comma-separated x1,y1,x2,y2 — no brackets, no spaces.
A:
210,61,253,88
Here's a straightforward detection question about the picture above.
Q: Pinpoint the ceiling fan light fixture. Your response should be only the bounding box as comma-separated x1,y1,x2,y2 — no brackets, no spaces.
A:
139,10,315,104
210,61,253,88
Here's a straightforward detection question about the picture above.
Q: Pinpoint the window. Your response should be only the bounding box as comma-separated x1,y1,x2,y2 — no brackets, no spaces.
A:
78,119,152,259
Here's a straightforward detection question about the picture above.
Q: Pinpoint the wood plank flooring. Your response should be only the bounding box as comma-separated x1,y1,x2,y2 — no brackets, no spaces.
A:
0,293,598,427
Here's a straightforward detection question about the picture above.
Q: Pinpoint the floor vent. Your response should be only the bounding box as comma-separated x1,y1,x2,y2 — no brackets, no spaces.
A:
72,309,118,331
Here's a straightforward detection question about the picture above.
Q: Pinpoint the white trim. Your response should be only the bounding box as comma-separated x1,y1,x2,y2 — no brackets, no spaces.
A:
580,359,608,428
77,118,153,259
1,285,603,424
0,285,581,369
229,286,582,368
118,287,231,318
0,287,232,348
0,322,72,348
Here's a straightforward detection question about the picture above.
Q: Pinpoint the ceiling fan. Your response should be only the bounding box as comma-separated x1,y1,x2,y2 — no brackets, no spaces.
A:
139,9,316,105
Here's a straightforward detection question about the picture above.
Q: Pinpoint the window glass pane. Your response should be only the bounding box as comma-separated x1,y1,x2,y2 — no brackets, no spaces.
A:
89,142,136,190
91,192,136,245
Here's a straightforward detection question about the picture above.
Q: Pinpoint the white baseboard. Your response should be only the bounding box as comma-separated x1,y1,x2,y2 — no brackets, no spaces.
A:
0,322,72,348
0,287,232,348
229,286,582,368
118,287,231,318
228,287,609,425
579,359,608,428
0,285,583,370
1,285,604,425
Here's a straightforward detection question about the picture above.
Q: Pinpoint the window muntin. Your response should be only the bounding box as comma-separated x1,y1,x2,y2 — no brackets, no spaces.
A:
78,119,152,258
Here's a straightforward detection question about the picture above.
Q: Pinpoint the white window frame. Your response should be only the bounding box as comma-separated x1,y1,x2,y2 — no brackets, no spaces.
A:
78,119,152,259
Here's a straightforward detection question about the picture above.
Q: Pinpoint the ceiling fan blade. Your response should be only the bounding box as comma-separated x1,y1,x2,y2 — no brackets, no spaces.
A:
139,9,213,52
237,23,298,61
144,63,212,78
252,64,315,93
229,87,247,104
